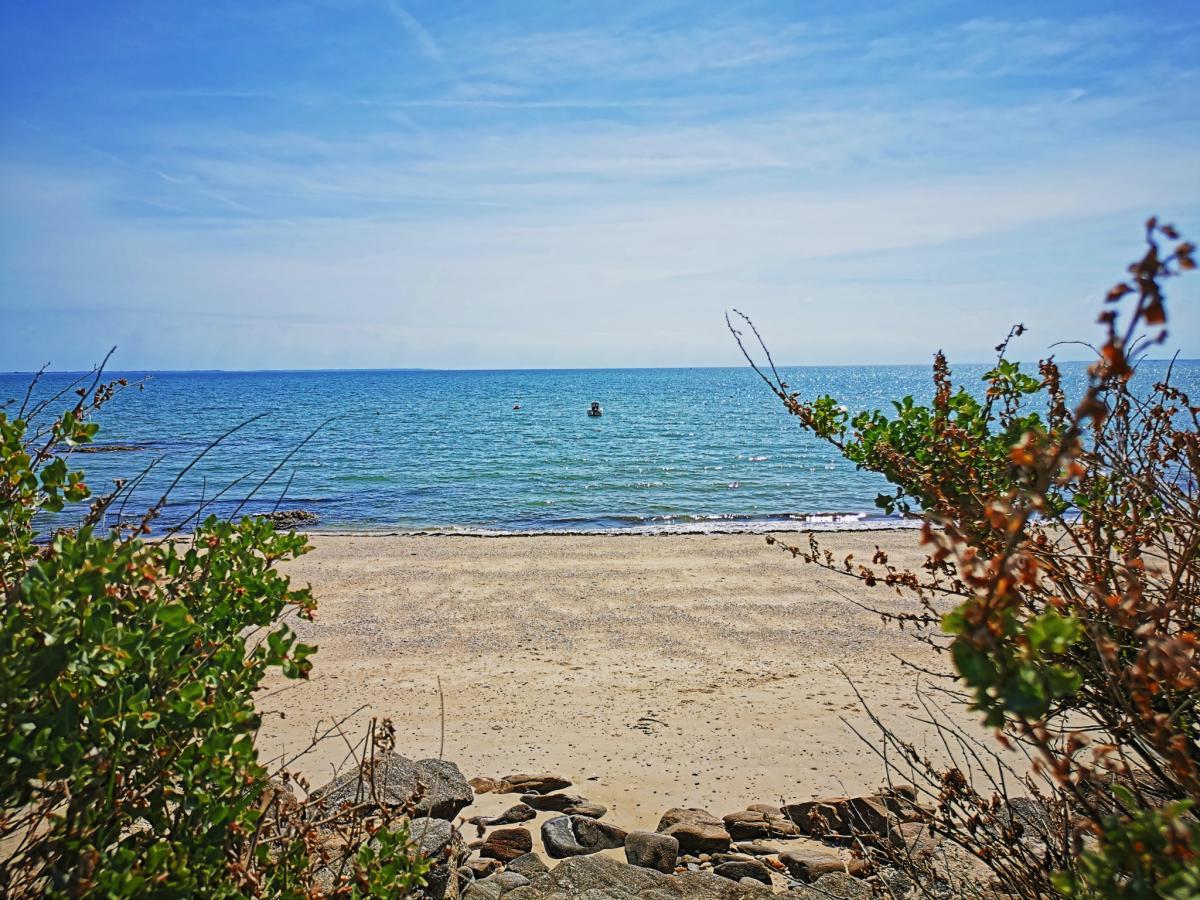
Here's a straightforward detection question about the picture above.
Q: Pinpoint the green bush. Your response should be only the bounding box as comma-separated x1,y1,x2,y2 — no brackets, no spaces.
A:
734,220,1199,897
1,396,429,896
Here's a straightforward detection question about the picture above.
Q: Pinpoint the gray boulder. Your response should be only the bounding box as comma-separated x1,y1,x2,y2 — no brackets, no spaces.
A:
500,853,834,898
541,815,628,858
810,872,870,899
505,852,549,878
624,830,679,873
462,881,503,900
402,817,463,899
495,871,531,893
313,752,473,821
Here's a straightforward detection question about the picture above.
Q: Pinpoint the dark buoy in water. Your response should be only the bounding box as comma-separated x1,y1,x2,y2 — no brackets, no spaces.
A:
587,401,603,417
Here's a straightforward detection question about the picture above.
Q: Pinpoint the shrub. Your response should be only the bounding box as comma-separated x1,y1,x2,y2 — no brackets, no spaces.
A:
732,219,1198,897
0,383,430,896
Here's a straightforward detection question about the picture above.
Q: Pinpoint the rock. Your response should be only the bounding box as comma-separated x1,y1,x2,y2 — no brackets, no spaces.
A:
461,858,502,879
1000,796,1053,854
782,800,844,837
783,795,893,839
540,816,582,859
656,807,731,854
624,830,679,873
478,827,533,862
1004,796,1050,832
505,852,549,878
462,881,503,900
494,871,531,893
779,849,868,883
839,796,892,837
877,786,931,825
259,509,319,528
312,752,473,821
468,803,537,827
877,782,918,804
889,821,941,861
910,839,997,896
722,804,803,840
264,779,301,818
734,841,780,856
570,816,629,855
812,872,871,899
404,817,463,899
520,793,607,818
498,853,827,899
713,857,772,885
470,777,499,794
540,815,628,858
496,774,572,795
876,866,915,898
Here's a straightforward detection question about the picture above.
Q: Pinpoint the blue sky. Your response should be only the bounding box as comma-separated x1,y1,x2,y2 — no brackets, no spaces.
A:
2,1,1198,371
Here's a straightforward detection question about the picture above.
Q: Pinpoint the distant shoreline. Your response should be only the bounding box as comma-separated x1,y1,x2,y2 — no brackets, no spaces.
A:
6,358,1169,378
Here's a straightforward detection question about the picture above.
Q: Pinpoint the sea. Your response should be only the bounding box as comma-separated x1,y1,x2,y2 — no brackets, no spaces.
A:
3,361,1197,535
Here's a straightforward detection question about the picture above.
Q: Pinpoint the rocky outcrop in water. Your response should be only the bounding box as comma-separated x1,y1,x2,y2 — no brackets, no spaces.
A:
258,509,320,528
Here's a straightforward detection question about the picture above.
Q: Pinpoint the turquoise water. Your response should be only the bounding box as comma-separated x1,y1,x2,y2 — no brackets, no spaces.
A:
3,362,1197,534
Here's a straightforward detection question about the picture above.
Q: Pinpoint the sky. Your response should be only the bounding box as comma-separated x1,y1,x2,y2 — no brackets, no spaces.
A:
1,1,1199,371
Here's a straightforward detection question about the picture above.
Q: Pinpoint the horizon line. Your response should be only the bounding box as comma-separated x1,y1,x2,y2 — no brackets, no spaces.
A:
7,358,1197,377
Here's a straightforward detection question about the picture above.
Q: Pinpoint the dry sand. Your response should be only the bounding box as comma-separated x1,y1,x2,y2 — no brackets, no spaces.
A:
256,530,983,832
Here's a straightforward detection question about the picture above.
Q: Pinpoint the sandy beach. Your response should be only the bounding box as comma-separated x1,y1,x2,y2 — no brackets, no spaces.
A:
256,530,982,834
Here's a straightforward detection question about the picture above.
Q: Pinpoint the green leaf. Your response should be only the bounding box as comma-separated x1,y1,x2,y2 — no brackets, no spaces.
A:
156,603,191,629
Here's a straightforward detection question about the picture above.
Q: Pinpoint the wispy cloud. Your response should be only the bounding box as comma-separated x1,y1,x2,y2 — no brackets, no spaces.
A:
458,20,817,83
385,2,444,63
2,3,1198,369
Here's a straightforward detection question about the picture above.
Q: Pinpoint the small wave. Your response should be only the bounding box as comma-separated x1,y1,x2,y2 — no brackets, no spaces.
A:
788,512,867,524
312,510,919,537
748,455,769,462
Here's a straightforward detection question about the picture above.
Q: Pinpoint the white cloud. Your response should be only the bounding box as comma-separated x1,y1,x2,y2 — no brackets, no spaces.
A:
3,8,1199,369
4,134,1197,370
385,2,444,63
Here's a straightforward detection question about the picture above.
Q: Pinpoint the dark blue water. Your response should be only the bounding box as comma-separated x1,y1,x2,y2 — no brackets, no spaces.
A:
3,362,1196,534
